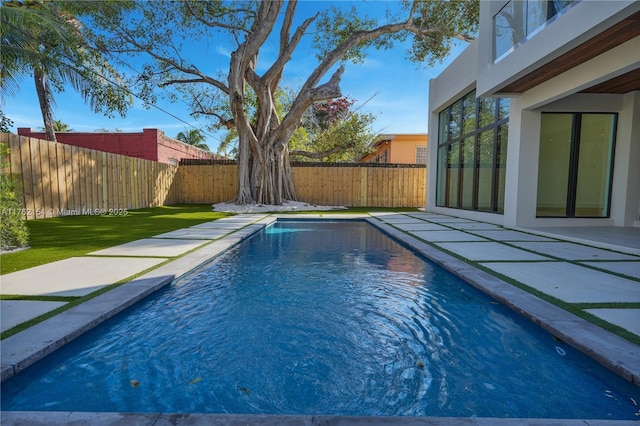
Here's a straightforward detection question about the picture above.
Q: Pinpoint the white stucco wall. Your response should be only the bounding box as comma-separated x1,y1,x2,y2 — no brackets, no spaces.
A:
426,1,639,228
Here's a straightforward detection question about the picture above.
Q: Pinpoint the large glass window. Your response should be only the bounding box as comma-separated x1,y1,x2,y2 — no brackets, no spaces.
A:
436,92,510,213
494,0,576,61
536,113,616,218
477,130,495,212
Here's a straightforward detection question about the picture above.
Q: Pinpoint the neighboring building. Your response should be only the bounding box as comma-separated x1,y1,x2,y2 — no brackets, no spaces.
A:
360,133,428,164
17,128,215,165
427,1,640,229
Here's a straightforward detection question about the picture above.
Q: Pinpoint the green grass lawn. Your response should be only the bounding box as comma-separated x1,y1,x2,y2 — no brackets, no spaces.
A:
0,204,232,274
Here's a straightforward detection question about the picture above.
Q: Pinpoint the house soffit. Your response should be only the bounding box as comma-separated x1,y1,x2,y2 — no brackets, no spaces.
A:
498,10,640,94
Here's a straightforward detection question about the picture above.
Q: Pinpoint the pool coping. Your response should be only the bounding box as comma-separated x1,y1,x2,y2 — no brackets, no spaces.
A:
0,411,635,425
1,214,639,425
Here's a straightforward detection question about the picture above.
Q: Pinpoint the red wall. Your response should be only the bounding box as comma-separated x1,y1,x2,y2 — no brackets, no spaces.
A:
17,128,213,164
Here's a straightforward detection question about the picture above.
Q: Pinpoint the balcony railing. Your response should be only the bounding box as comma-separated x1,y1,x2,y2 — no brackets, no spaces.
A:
493,0,577,62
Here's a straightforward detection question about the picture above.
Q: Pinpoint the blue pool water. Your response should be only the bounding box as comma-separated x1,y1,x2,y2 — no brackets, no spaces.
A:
2,220,639,418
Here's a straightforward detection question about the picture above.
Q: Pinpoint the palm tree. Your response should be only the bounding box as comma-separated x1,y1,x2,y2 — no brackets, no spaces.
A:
175,128,210,151
1,2,131,142
217,130,238,159
40,120,73,132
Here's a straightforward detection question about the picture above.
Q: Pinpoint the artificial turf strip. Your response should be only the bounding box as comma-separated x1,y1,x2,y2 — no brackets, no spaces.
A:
0,204,231,275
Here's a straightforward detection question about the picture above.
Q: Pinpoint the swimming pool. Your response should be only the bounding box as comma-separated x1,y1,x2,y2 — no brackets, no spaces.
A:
2,220,639,419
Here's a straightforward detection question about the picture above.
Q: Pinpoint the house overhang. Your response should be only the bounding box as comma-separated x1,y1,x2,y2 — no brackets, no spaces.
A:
496,10,640,95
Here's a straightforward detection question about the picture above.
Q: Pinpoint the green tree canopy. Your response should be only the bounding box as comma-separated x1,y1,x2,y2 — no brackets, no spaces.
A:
290,97,377,162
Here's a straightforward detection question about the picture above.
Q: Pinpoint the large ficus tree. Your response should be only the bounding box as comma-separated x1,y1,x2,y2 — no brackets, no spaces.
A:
93,0,478,205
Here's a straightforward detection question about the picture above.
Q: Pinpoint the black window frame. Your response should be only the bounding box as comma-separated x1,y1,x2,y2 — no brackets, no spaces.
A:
436,91,510,213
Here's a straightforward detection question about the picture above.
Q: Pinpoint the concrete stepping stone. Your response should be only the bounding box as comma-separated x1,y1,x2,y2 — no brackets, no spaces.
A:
378,216,424,224
580,261,640,280
411,230,487,242
190,221,249,229
467,230,555,242
0,257,165,297
585,308,640,336
419,216,476,223
215,214,268,222
394,223,450,232
434,241,550,261
406,213,451,220
1,300,66,332
90,239,206,257
152,228,232,240
480,261,640,303
444,222,503,230
510,241,639,261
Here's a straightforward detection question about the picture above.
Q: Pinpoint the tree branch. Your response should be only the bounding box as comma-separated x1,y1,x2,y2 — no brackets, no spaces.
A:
183,0,253,33
116,28,231,94
264,11,318,86
159,78,208,86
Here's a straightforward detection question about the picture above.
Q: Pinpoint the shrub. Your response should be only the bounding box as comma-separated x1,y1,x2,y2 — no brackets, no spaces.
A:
0,143,29,250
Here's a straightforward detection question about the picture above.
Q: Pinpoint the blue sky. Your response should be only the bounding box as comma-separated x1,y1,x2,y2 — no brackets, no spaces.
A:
2,1,468,152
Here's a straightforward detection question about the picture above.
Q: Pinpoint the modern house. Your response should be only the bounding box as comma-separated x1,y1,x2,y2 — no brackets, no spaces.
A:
17,128,214,165
427,0,639,231
359,133,428,164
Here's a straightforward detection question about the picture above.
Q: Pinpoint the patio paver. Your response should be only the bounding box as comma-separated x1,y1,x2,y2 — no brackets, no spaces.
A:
190,221,251,229
509,241,639,261
392,223,450,232
580,261,640,280
89,238,207,257
0,257,166,297
480,261,640,303
377,217,426,224
406,213,452,220
466,230,556,242
444,222,504,231
152,228,232,240
1,300,66,332
213,215,268,223
586,308,640,336
434,242,550,261
417,216,476,223
411,230,487,242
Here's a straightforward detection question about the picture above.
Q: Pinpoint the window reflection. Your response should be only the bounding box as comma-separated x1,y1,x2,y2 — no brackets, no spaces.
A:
494,0,575,60
436,93,510,213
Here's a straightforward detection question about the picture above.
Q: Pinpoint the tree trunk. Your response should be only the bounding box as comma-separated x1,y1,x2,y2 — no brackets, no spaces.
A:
34,69,57,142
247,142,296,205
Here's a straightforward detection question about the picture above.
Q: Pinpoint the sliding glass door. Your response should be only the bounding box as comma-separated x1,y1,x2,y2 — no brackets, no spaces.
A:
536,113,616,218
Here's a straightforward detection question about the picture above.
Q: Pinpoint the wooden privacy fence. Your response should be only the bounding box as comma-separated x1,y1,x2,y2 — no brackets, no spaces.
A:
175,162,426,207
1,133,426,220
1,133,179,219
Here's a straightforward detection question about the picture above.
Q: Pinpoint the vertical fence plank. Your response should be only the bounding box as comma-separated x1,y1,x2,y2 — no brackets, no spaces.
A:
29,137,46,217
42,142,60,217
62,145,73,213
90,150,99,211
73,145,83,210
7,134,21,177
18,137,34,219
54,143,67,215
80,149,90,210
152,162,160,206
